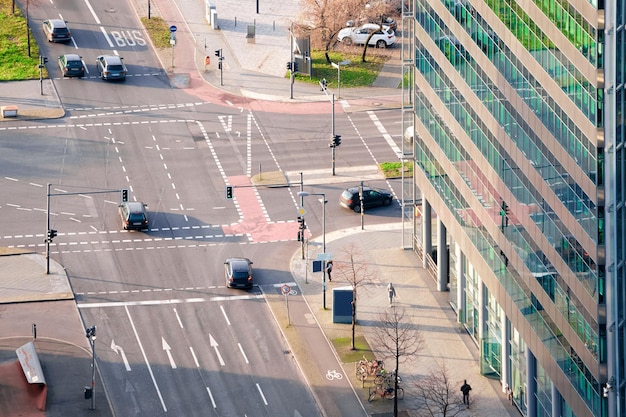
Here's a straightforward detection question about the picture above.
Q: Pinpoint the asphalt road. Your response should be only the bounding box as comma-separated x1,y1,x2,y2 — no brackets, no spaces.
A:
1,1,407,416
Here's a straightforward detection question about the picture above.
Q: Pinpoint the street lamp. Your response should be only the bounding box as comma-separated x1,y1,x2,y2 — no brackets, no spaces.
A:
331,60,350,99
297,191,328,309
86,325,97,410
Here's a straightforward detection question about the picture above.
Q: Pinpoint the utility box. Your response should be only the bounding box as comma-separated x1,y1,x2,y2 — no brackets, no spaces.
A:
332,286,354,324
1,105,18,118
246,25,255,43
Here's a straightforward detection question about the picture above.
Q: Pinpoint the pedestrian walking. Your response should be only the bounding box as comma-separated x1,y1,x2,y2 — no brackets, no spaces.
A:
461,380,472,405
387,283,396,306
326,261,333,281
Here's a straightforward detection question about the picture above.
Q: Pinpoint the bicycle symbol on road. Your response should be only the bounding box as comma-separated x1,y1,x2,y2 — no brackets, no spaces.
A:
326,369,343,380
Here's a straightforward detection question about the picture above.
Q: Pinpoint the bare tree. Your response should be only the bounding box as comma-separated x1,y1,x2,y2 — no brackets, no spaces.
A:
335,244,374,350
359,1,396,62
414,360,467,417
296,0,368,63
372,307,423,417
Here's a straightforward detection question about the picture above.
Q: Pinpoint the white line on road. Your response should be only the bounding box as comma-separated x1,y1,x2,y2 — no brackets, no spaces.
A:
206,387,216,408
173,308,184,328
220,305,231,325
189,346,200,367
125,305,167,412
77,294,263,308
256,383,268,405
238,343,249,364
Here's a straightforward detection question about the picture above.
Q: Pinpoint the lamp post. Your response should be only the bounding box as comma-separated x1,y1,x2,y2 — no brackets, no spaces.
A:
86,325,97,410
331,60,350,99
297,191,327,309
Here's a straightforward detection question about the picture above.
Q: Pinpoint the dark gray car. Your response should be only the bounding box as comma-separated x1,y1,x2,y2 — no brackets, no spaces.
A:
224,258,253,289
119,202,148,230
339,186,393,213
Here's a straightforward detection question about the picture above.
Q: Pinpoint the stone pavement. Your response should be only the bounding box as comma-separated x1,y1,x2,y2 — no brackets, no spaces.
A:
282,223,521,417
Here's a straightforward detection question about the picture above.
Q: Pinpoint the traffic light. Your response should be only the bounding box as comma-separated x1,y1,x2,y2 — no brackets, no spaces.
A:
286,62,292,71
226,185,233,199
293,61,299,73
333,135,342,147
297,230,302,241
215,49,221,58
121,189,129,202
47,229,57,242
320,78,328,91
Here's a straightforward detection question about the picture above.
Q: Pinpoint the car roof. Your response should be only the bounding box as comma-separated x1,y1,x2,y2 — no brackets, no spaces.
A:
98,55,123,64
346,186,373,193
63,54,82,61
47,19,68,27
359,23,391,31
124,202,146,212
226,257,252,264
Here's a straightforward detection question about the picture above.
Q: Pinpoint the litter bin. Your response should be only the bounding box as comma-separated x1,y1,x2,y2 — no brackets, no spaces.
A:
332,286,354,324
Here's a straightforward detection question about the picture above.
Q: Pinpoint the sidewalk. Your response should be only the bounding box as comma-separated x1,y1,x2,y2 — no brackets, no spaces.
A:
282,223,522,417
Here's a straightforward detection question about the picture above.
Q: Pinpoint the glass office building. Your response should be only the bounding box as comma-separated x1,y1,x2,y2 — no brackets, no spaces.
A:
404,1,624,416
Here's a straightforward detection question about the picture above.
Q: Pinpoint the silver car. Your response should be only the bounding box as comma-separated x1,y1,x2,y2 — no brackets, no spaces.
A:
96,55,127,81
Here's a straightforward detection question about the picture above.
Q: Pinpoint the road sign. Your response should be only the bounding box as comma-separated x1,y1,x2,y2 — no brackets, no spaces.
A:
281,284,291,295
169,25,177,32
298,207,306,216
316,253,332,261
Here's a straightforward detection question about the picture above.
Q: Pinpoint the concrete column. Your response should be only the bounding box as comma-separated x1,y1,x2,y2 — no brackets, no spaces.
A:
526,347,537,417
551,382,562,417
501,315,510,393
422,200,432,269
456,245,465,323
436,220,447,291
477,277,485,343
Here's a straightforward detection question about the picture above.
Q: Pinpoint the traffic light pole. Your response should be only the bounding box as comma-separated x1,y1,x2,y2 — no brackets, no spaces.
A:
46,183,51,274
331,93,336,176
215,49,224,86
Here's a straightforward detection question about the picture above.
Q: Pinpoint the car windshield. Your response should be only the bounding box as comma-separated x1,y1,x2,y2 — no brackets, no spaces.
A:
231,262,250,278
129,213,145,222
108,65,124,71
67,61,82,67
341,190,354,199
54,28,69,35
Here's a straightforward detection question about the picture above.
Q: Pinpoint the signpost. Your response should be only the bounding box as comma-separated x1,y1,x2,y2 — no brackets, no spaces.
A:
281,284,291,326
169,25,177,69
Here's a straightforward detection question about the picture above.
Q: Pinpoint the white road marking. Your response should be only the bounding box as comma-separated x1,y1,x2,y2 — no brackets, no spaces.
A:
125,305,167,412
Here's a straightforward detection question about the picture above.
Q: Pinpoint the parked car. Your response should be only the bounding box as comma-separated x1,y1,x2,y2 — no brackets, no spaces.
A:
58,54,84,78
96,55,127,81
224,258,254,289
119,201,149,230
338,23,396,48
347,17,397,32
42,19,71,42
339,186,393,213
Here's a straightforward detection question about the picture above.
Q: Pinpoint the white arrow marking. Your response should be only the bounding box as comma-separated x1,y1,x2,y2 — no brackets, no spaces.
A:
162,337,177,369
110,339,131,371
209,334,225,366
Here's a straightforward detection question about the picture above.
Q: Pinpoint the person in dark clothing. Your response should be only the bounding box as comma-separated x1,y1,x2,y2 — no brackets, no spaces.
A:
461,380,472,405
326,261,333,281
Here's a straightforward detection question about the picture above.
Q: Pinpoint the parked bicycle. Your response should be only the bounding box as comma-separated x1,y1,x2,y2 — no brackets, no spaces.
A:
368,383,404,402
356,355,385,381
374,369,402,386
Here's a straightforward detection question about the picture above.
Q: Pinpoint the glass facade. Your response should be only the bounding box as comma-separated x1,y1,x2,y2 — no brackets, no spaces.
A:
408,0,624,416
